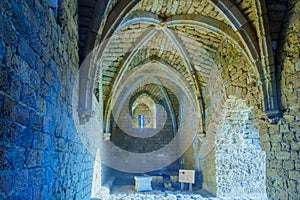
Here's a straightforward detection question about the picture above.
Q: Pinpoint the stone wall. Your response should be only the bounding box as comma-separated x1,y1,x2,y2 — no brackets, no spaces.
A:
0,0,94,199
199,37,261,196
111,103,174,153
263,1,300,199
215,97,267,199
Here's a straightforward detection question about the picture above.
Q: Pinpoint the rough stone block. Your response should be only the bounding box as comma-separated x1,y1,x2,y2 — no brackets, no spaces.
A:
35,58,46,79
289,171,300,181
0,15,19,46
0,121,7,145
20,128,34,147
0,146,26,170
32,185,43,200
291,141,300,150
0,93,3,112
259,133,270,142
279,190,289,200
43,103,57,134
45,66,54,86
9,76,22,101
170,175,179,184
15,189,32,199
29,69,41,89
36,95,46,113
0,69,9,93
283,132,295,141
13,103,31,126
26,150,43,168
275,151,291,160
281,142,291,151
273,178,283,188
267,169,278,178
12,147,26,169
290,151,298,160
54,137,66,152
152,176,163,186
295,161,300,170
15,169,29,191
18,40,35,65
32,132,47,150
134,176,152,192
5,122,23,146
0,173,15,193
271,143,281,151
271,133,282,142
0,38,5,63
280,124,290,133
0,146,9,170
261,142,271,151
283,161,295,170
270,160,282,169
30,110,43,131
21,84,37,108
269,125,279,134
287,180,297,192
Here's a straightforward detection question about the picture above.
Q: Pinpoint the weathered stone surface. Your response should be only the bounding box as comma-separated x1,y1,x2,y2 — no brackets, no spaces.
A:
265,1,300,199
0,0,299,199
0,0,94,199
134,176,153,192
215,98,267,199
108,192,218,200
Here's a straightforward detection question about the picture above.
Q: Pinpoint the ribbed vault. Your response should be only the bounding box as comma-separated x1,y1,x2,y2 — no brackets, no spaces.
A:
75,0,287,196
78,0,282,127
75,0,285,165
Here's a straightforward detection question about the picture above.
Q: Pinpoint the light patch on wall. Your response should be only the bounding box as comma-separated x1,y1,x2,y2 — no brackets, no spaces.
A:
295,59,300,72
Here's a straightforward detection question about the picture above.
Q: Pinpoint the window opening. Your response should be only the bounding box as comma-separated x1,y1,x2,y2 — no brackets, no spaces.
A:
139,114,145,128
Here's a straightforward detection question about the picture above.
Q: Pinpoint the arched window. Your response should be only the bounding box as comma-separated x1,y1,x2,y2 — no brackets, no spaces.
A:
131,94,156,129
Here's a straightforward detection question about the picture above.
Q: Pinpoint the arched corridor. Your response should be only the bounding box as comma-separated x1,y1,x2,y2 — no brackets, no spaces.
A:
0,0,299,199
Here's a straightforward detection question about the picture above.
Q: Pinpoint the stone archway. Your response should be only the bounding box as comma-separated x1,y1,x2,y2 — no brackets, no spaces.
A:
74,0,283,198
131,94,157,129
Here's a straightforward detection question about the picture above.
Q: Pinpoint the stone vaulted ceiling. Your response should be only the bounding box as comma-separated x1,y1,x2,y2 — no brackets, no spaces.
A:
77,0,287,125
99,0,233,126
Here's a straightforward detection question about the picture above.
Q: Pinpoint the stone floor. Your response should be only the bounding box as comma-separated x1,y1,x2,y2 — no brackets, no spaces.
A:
109,193,219,200
108,185,220,200
94,185,264,200
109,192,221,200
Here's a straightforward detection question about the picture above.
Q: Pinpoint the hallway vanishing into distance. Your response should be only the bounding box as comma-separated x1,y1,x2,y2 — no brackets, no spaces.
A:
0,0,299,199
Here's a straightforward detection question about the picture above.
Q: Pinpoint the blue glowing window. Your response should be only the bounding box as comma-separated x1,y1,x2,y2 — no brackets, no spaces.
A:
52,0,58,6
138,114,144,128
